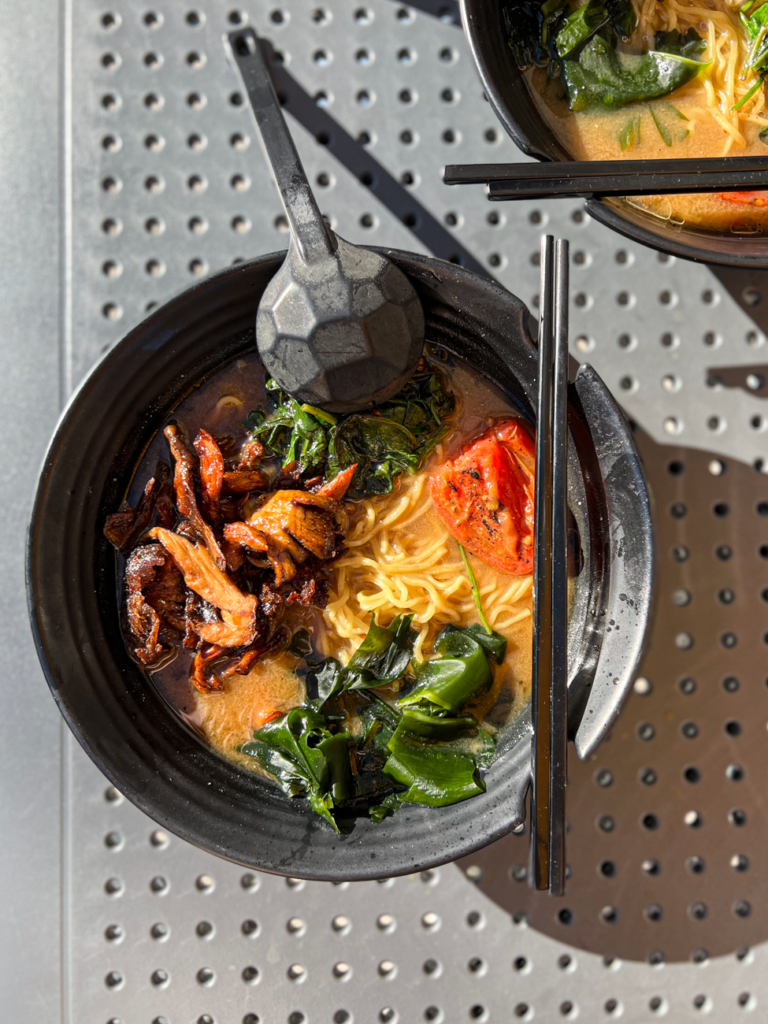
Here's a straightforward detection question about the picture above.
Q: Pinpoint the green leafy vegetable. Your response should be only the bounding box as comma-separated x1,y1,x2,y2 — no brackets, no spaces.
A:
357,697,402,749
604,0,636,40
459,543,492,635
649,101,691,144
383,709,496,806
505,0,635,67
562,29,709,111
245,605,504,827
250,380,329,472
287,627,313,659
345,614,418,688
308,614,418,710
733,76,765,111
461,623,508,664
398,623,505,712
326,364,456,499
556,1,608,58
661,101,689,120
741,0,768,70
249,364,455,498
301,403,338,426
241,707,352,831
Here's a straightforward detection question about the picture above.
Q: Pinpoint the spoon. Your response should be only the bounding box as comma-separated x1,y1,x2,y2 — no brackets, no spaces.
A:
225,29,425,413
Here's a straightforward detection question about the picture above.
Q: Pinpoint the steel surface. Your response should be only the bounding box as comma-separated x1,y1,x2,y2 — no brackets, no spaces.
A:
6,0,768,1020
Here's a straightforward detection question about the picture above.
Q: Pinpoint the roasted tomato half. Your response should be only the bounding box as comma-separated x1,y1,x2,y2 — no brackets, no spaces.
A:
430,418,535,575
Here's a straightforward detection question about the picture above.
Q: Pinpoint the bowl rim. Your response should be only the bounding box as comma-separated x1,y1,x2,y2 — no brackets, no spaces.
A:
26,248,652,880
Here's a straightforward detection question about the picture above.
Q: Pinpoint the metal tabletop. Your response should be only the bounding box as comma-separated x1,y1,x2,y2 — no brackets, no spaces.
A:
5,0,768,1020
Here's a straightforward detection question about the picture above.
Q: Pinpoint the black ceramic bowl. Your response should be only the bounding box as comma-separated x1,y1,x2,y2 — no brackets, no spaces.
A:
27,250,652,881
460,0,768,268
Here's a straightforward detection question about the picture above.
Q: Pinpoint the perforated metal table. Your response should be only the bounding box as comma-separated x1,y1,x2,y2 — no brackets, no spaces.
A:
6,0,768,1021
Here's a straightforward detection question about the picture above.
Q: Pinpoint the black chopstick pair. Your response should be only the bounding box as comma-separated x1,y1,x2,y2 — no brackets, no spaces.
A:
530,236,569,896
444,155,768,201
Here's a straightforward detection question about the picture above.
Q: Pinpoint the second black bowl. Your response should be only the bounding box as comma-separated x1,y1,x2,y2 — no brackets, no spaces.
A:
460,0,768,268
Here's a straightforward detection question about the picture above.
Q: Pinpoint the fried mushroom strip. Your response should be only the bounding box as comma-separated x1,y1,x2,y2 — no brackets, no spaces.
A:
164,424,226,570
238,438,264,471
193,428,224,527
143,553,186,634
222,470,269,494
222,465,356,585
104,460,172,552
149,527,258,647
222,625,289,677
190,643,226,693
124,544,167,664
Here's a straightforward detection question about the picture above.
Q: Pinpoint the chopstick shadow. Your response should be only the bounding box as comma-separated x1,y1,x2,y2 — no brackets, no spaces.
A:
263,42,489,279
457,422,768,963
705,362,768,398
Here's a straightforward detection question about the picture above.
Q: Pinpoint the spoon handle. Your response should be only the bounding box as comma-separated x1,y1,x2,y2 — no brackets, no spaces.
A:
225,29,336,264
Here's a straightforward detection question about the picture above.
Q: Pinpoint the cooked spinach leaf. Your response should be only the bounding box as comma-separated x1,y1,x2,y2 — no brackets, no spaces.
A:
741,0,768,78
504,0,567,67
562,29,708,111
249,380,329,472
249,363,455,498
326,364,456,499
506,0,635,68
556,1,608,58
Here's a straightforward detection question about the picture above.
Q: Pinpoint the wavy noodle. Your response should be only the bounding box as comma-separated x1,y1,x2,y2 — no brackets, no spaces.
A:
635,0,768,151
320,464,532,664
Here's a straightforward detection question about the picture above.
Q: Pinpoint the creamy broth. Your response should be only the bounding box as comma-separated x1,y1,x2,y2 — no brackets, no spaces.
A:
127,349,534,778
523,0,768,233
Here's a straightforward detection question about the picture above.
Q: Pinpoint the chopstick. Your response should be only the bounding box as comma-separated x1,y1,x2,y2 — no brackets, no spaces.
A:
530,235,569,896
444,156,768,200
